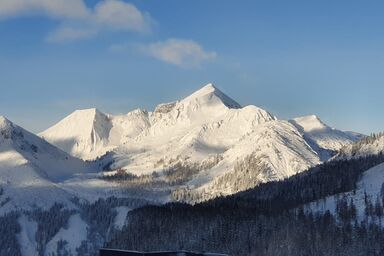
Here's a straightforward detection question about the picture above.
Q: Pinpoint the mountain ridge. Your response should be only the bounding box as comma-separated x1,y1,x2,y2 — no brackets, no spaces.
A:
38,83,362,203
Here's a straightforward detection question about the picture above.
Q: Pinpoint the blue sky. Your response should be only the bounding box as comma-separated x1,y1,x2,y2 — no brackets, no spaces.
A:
0,0,383,134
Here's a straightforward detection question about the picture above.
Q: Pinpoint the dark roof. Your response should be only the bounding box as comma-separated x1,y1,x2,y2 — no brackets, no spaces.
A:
100,249,228,256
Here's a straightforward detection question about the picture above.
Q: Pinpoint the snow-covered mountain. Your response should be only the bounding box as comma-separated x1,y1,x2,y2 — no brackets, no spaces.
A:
176,120,322,201
40,83,361,201
40,84,274,161
290,115,363,161
0,116,164,255
1,115,154,212
0,83,374,255
0,116,90,213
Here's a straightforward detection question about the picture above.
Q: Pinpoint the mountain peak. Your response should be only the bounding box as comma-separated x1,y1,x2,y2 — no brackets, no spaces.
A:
0,115,10,126
73,108,101,116
0,116,14,137
189,83,220,97
291,115,327,132
64,108,110,126
200,82,216,92
182,83,241,109
296,114,324,124
40,107,111,160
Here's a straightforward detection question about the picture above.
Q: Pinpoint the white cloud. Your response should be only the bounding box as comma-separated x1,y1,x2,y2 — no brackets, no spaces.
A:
0,0,89,20
142,39,217,67
94,0,150,32
0,0,151,42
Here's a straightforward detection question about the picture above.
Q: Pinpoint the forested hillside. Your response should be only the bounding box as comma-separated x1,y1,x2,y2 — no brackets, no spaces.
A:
107,153,384,256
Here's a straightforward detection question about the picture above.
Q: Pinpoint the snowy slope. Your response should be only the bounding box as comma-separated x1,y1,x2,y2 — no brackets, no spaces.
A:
40,108,113,160
290,115,362,160
182,120,321,200
307,162,384,220
113,206,131,229
0,116,91,181
0,116,93,213
17,215,38,256
44,214,88,256
334,133,384,160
